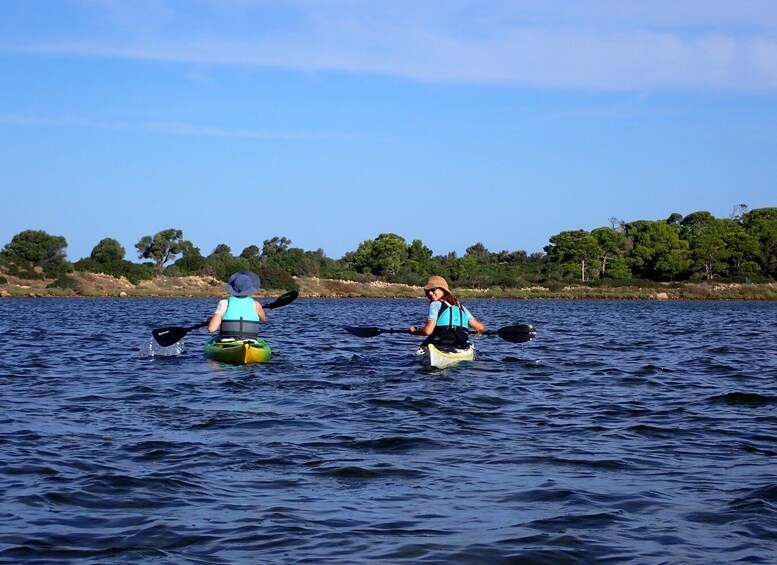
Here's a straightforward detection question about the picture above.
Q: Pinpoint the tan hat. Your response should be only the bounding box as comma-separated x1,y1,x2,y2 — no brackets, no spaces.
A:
423,275,449,292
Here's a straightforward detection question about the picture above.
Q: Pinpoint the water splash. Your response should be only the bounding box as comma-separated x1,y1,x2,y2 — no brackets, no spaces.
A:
144,338,185,357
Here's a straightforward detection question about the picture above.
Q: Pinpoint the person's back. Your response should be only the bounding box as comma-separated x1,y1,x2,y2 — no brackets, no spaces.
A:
208,271,266,339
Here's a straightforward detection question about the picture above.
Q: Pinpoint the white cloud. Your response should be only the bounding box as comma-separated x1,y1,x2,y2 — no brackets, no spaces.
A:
0,113,359,141
3,0,777,92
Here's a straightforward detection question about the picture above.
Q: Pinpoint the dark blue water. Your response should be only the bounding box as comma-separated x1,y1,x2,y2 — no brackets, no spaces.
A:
1,297,775,564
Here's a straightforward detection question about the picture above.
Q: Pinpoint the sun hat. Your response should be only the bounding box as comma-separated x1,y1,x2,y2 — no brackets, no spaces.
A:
423,275,450,292
226,271,261,297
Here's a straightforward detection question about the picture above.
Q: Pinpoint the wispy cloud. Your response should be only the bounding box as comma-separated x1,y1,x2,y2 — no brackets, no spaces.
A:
0,113,360,141
2,0,777,92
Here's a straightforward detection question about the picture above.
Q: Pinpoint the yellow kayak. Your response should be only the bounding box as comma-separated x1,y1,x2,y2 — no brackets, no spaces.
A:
203,337,272,365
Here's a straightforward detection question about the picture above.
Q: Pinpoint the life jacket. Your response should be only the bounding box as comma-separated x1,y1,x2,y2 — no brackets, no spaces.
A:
431,301,470,348
219,296,260,339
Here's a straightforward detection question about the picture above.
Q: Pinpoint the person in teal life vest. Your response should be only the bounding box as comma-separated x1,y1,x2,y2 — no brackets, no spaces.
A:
408,275,485,348
208,271,266,339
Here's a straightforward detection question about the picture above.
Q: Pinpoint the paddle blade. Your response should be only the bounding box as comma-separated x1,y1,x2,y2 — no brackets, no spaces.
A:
495,324,537,343
152,320,209,346
152,326,191,347
264,290,299,310
342,325,384,338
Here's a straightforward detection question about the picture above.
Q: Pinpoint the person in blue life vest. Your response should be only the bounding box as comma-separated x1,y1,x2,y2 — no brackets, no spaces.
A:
409,275,485,349
208,271,266,340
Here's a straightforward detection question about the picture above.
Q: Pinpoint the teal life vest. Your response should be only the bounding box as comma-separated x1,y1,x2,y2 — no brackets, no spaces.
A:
436,302,467,328
220,296,260,339
431,301,470,347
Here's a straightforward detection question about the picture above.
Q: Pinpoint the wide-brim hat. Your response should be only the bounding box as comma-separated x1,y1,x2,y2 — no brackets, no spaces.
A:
226,271,261,297
423,275,450,292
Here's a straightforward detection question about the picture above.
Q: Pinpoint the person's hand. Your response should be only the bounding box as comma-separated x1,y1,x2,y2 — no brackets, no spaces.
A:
409,325,417,335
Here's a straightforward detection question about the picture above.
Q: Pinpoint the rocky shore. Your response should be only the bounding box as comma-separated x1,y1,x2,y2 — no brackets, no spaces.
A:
1,272,776,300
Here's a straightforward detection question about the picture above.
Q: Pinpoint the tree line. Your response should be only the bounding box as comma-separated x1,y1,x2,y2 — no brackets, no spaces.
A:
2,206,776,291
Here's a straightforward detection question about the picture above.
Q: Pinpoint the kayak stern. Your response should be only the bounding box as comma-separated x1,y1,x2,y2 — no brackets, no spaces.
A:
416,343,475,369
204,337,272,365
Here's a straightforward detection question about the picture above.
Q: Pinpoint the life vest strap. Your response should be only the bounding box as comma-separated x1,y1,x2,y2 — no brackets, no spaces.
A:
220,319,260,339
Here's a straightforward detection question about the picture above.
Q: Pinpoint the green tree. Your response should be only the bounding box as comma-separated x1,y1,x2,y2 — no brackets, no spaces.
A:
405,239,433,280
591,227,630,279
625,220,692,281
742,207,777,278
75,255,155,284
465,242,492,263
350,233,409,277
681,212,728,280
212,243,232,255
90,238,125,263
545,229,602,282
77,236,155,283
2,229,70,278
240,245,260,259
255,237,325,284
497,250,528,264
456,254,481,287
262,236,291,257
460,243,496,287
135,228,188,269
666,212,684,227
722,222,761,280
168,244,206,276
690,226,729,280
255,262,297,290
680,211,716,236
204,245,248,281
348,239,374,274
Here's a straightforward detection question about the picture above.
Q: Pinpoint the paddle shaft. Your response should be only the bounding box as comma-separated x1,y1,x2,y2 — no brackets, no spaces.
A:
342,323,536,343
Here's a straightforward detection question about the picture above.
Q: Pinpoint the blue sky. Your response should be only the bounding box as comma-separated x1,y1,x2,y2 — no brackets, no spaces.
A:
1,0,776,262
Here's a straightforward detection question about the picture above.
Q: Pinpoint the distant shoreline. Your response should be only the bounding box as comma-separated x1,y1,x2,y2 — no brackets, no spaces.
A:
1,273,776,300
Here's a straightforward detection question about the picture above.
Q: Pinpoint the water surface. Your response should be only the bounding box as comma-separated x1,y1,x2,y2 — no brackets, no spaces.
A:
1,298,775,563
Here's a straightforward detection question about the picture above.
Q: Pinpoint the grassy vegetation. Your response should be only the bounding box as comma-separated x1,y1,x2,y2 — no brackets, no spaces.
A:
1,270,776,300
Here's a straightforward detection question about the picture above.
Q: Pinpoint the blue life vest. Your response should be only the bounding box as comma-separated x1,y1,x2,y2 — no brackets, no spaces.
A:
436,302,467,327
220,296,260,339
432,302,470,347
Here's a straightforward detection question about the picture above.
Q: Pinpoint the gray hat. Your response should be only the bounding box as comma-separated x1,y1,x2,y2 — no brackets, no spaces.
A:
226,271,261,297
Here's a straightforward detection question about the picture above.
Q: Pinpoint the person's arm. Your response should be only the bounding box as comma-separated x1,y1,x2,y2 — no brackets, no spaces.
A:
208,299,228,332
464,305,485,334
254,300,266,322
410,319,436,336
468,317,485,334
410,301,440,335
208,312,222,333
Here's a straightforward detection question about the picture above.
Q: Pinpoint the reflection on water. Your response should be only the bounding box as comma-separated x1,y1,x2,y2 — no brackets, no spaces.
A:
0,298,775,563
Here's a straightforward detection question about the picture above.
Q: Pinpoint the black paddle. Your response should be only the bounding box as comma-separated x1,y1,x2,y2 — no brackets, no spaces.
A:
342,323,536,344
152,290,299,347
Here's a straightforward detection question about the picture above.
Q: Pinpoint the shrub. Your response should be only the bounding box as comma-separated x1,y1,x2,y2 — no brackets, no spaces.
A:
73,258,155,285
46,274,80,291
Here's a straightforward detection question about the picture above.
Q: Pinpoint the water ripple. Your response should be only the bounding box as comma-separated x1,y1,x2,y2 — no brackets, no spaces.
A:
1,298,776,563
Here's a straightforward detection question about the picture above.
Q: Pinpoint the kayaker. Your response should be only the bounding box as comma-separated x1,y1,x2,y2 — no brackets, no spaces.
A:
408,275,485,348
208,271,266,339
